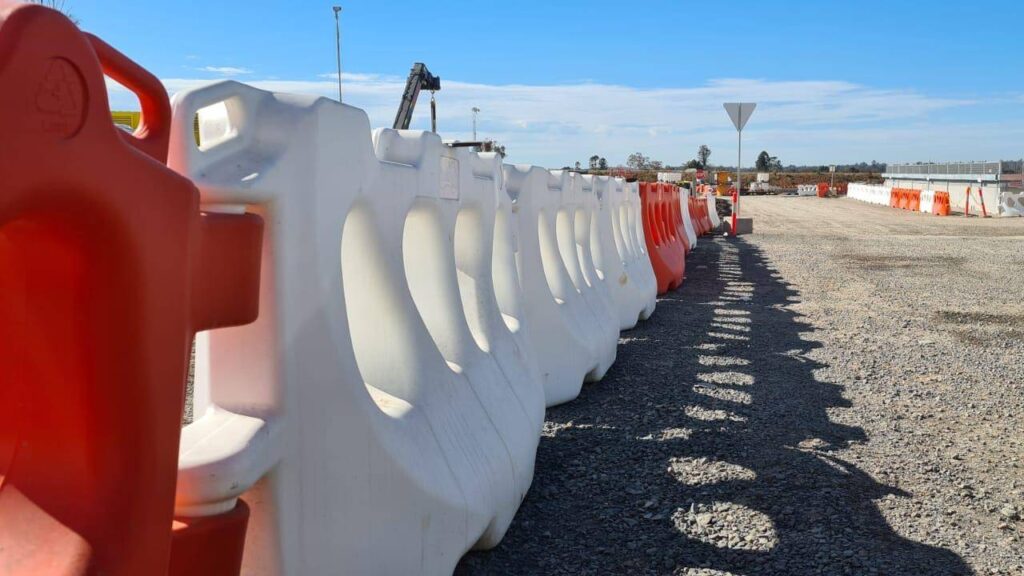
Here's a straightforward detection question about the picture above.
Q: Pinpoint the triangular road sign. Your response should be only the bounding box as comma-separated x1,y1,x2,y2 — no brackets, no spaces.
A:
724,102,756,132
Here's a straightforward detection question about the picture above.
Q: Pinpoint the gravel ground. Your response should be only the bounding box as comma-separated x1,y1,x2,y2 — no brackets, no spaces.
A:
457,197,1024,575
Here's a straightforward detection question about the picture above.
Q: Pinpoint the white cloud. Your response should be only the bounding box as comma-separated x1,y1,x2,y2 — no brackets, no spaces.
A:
102,72,1013,167
199,66,253,76
317,72,400,83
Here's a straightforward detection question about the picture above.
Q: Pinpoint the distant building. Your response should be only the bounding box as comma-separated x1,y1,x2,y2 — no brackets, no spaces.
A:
883,161,1023,216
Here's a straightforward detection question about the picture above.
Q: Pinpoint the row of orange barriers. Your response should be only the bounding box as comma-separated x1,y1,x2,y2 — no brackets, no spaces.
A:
639,183,716,294
688,194,714,236
888,188,951,216
640,182,687,293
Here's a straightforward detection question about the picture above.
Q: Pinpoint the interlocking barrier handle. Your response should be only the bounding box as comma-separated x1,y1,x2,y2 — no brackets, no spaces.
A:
85,33,171,162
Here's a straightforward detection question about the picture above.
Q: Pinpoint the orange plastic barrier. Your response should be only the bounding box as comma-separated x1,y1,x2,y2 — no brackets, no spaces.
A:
907,189,920,211
640,182,685,293
701,197,712,233
693,197,703,237
932,191,951,216
816,182,829,198
890,188,922,211
0,6,262,576
689,195,712,236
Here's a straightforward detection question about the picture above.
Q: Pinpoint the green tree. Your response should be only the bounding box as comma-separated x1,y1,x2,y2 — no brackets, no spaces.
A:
626,152,649,170
756,151,771,171
756,151,782,172
598,157,608,170
589,155,600,170
697,145,711,168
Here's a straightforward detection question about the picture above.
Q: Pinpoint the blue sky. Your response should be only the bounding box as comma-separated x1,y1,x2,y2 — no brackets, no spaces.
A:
66,0,1024,167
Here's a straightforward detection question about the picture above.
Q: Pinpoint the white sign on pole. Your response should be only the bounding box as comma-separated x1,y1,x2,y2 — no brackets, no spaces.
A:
724,103,756,132
723,103,757,236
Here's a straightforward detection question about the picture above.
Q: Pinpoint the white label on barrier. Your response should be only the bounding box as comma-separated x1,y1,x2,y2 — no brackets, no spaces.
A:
441,157,460,199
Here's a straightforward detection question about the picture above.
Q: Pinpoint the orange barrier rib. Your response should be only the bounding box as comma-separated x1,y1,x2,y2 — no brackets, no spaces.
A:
640,182,685,293
0,6,262,576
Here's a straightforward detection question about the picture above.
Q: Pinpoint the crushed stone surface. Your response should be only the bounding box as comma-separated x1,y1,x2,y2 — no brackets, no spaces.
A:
457,197,1024,575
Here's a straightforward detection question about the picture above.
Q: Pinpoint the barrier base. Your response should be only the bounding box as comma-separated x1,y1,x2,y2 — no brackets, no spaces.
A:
169,501,250,576
733,218,754,235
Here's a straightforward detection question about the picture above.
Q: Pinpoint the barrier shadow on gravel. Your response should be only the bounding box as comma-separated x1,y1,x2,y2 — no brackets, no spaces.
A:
457,237,972,576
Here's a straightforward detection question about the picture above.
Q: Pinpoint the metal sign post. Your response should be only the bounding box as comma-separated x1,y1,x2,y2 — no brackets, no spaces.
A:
723,103,756,235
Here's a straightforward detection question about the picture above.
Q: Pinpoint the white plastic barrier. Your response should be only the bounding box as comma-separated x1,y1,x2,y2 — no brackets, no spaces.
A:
168,81,541,575
559,172,620,360
796,184,818,196
626,180,656,304
999,191,1024,216
680,192,698,249
919,189,935,214
705,192,721,228
504,165,602,406
847,183,892,205
619,180,657,320
587,175,656,329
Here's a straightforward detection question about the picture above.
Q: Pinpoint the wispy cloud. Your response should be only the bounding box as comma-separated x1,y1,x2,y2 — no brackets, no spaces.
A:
317,72,400,83
103,73,1001,166
198,66,253,76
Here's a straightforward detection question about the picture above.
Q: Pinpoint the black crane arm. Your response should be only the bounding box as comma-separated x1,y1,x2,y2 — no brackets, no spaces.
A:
392,62,441,130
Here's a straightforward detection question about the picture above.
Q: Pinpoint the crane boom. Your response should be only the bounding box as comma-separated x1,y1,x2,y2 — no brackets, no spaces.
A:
392,62,441,130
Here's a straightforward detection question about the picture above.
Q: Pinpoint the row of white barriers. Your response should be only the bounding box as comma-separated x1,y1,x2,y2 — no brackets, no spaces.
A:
167,81,661,575
847,183,892,205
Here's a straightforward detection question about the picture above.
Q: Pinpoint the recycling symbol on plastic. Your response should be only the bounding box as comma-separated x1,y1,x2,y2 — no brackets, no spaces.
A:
35,57,86,137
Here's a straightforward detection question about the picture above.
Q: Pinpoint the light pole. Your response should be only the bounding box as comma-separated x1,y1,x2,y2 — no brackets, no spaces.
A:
472,107,480,141
332,6,343,103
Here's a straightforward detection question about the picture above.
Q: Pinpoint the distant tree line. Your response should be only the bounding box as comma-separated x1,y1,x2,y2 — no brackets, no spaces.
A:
564,145,885,174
